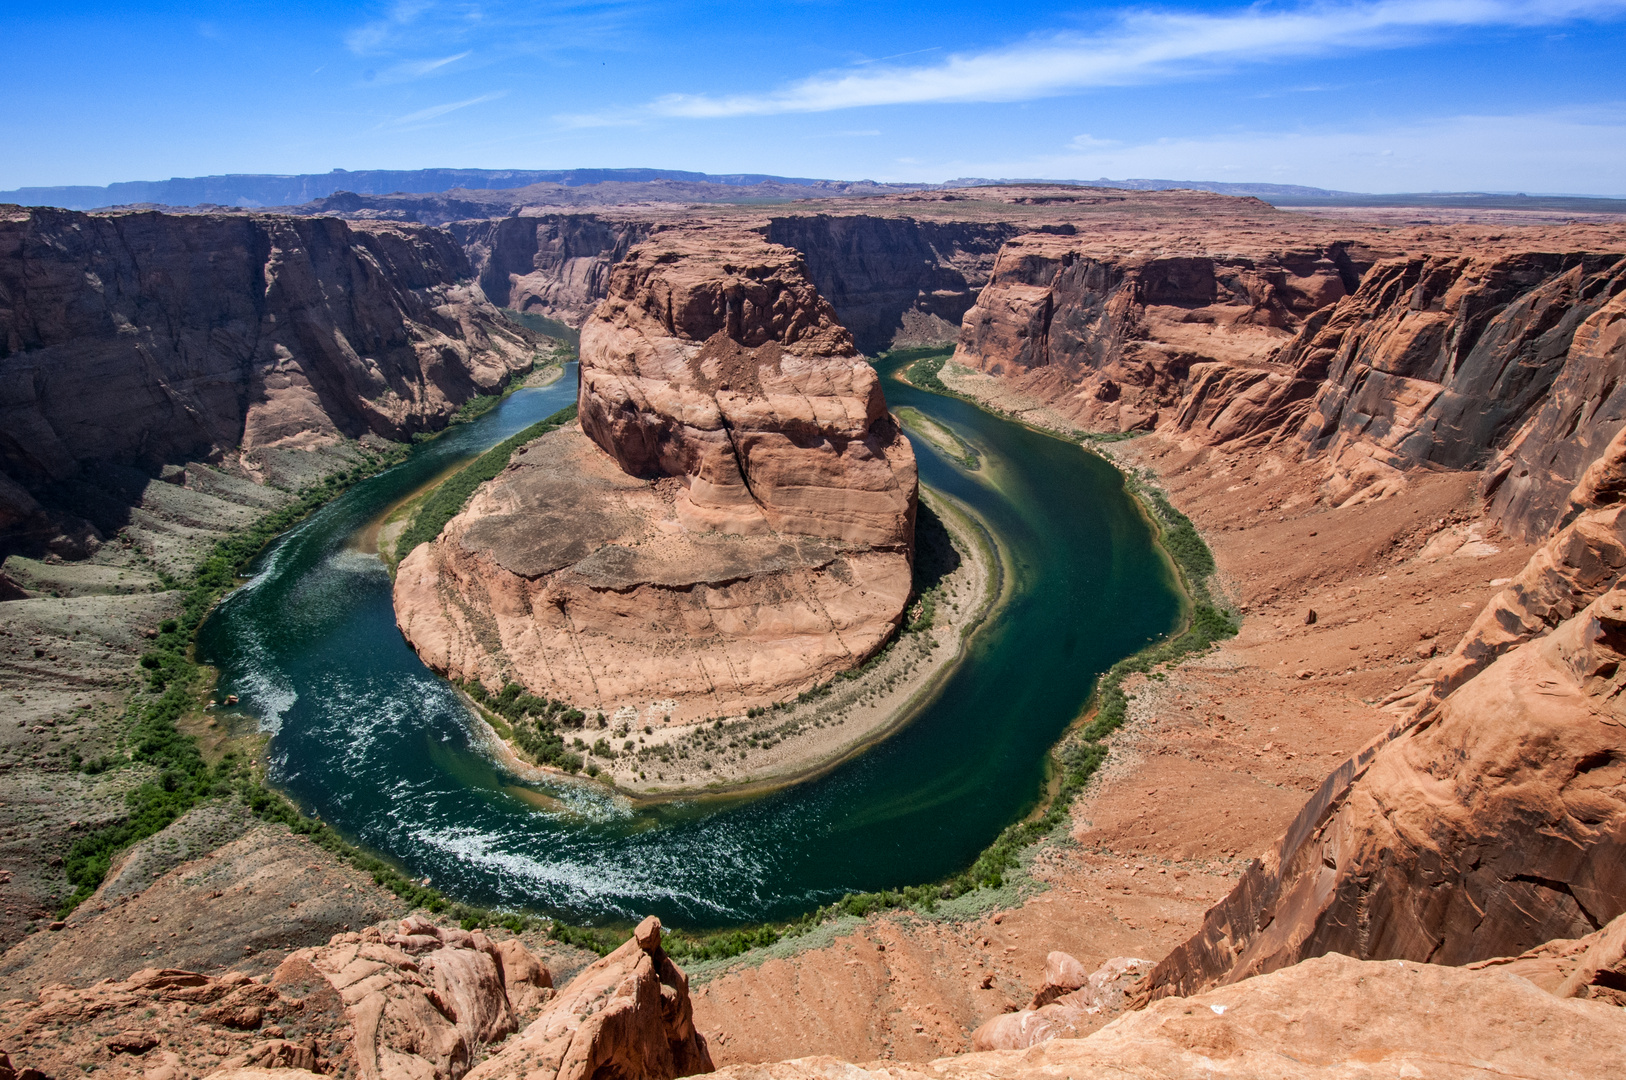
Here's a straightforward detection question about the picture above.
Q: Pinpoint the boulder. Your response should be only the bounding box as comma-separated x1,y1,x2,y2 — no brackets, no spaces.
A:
495,938,556,1018
466,916,713,1080
971,955,1150,1050
1028,951,1089,1008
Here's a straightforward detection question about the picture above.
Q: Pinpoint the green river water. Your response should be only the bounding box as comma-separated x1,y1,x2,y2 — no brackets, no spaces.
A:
196,355,1182,927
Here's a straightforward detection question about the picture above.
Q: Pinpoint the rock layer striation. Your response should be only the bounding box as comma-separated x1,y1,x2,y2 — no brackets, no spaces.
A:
395,228,916,723
0,205,538,552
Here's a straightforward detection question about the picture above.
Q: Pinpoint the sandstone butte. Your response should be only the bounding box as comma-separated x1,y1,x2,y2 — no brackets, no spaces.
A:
9,187,1626,1080
392,227,918,723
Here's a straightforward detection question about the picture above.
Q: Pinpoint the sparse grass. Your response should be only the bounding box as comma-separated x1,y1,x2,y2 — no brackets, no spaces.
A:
895,346,953,394
394,405,578,560
56,443,412,917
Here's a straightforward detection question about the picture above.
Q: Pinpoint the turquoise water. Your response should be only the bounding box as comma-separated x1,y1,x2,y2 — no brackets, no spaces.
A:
196,358,1181,927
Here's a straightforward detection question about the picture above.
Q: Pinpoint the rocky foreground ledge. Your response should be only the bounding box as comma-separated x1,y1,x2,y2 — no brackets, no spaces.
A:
0,914,710,1080
394,228,918,727
5,914,1622,1080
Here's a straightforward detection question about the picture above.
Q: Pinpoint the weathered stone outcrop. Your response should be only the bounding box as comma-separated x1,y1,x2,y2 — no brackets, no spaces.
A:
396,228,916,721
763,216,1020,352
452,214,653,326
1268,253,1626,509
1141,578,1626,999
952,234,1368,433
712,953,1626,1080
394,426,913,720
280,915,553,1080
0,205,538,552
578,229,916,546
467,916,712,1080
1385,425,1626,717
1,916,715,1080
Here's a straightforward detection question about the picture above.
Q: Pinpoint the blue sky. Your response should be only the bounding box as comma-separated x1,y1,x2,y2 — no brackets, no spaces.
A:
4,1,1625,194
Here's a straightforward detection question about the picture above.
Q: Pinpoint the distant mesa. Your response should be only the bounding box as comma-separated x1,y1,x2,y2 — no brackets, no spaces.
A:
393,227,918,725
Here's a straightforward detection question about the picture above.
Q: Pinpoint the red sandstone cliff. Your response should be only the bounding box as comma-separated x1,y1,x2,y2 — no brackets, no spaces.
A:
577,228,916,547
394,228,916,723
0,205,538,552
952,233,1371,432
452,214,653,327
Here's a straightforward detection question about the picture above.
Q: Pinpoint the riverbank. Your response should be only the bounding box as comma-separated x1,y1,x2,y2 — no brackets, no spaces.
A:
0,437,420,947
465,486,1003,799
688,380,1544,1068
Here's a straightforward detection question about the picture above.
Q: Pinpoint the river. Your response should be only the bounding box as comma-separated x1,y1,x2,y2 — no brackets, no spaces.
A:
197,356,1181,927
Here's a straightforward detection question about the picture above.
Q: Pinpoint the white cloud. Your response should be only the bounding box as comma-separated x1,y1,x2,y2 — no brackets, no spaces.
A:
345,0,438,54
568,0,1626,123
404,51,471,76
953,108,1626,195
390,92,506,127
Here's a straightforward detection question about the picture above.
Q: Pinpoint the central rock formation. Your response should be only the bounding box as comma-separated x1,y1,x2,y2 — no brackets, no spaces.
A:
394,228,916,724
577,229,916,546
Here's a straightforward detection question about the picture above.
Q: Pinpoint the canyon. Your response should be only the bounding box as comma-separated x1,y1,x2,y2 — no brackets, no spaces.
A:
4,182,1626,1079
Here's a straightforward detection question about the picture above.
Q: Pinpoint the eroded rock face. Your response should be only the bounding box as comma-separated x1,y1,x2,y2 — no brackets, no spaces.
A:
578,228,916,547
453,214,653,326
763,216,1020,353
1142,581,1626,999
0,918,568,1080
1470,910,1626,1005
1382,424,1626,718
281,916,552,1080
952,234,1366,433
1274,254,1626,510
711,954,1626,1080
396,228,916,720
0,205,538,550
466,916,713,1080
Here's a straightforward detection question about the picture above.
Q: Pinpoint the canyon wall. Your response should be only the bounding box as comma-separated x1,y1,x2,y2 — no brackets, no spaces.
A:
1190,253,1626,515
941,226,1626,1002
953,233,1371,432
395,228,917,722
953,233,1626,535
451,214,653,326
446,212,1024,352
0,205,538,552
763,215,1022,353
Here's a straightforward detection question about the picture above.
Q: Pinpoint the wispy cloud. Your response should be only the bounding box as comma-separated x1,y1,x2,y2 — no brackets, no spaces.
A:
345,0,638,59
567,0,1626,123
345,0,438,54
404,50,471,76
390,92,506,126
